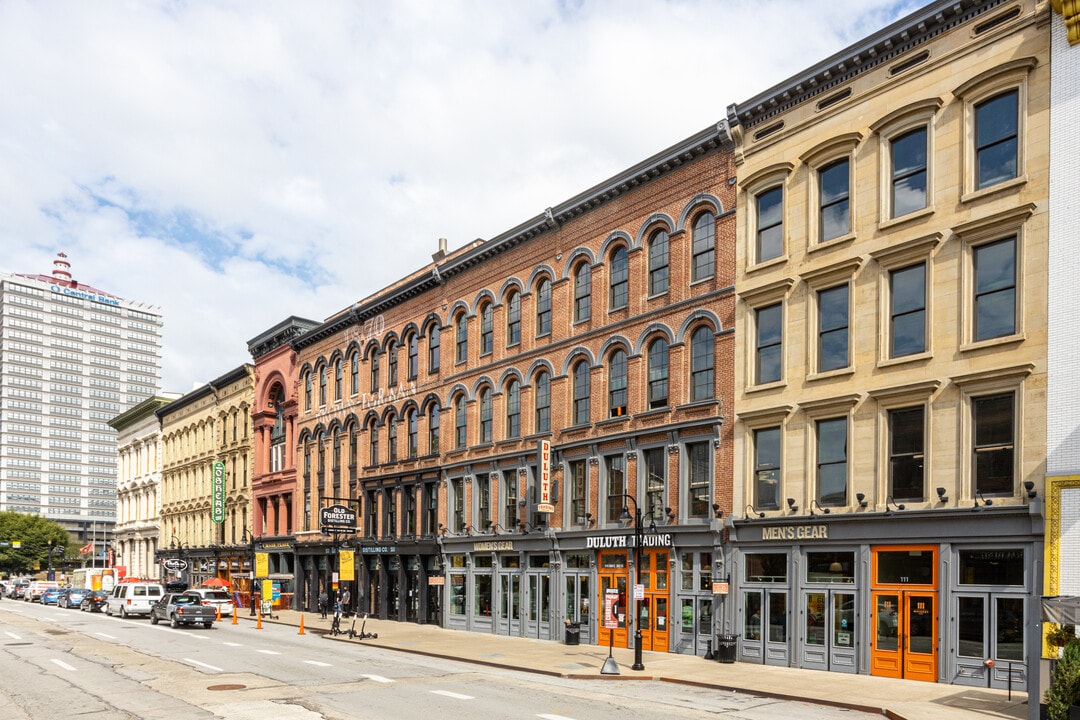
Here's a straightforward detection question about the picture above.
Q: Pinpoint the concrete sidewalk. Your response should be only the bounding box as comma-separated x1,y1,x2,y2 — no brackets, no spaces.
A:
237,608,1030,720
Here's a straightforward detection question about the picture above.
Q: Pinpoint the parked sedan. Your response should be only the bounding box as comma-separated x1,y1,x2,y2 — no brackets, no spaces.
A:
61,588,90,609
149,593,216,629
40,587,64,605
80,590,110,612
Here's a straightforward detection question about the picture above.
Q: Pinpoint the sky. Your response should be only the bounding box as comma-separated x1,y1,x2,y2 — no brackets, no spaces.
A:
0,0,920,393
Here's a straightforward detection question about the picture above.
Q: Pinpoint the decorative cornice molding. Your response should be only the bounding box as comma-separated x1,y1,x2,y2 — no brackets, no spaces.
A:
1052,0,1080,44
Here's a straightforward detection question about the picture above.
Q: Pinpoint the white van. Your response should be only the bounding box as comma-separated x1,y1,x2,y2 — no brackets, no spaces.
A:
106,582,164,618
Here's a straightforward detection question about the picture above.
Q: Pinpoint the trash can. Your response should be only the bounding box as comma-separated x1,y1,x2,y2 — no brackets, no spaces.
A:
565,623,581,646
716,633,738,663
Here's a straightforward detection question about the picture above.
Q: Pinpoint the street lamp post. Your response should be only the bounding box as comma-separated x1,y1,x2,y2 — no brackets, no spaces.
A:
617,493,647,672
242,528,257,616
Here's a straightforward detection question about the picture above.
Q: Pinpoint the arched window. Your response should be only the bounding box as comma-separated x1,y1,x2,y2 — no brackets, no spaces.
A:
387,413,398,462
479,387,492,443
334,359,343,401
369,422,380,466
648,229,670,296
407,408,419,458
408,333,419,380
370,349,381,391
350,352,359,395
506,380,520,438
691,212,716,282
574,263,591,323
648,338,669,409
573,360,590,425
455,396,467,449
480,303,493,356
318,365,327,406
608,349,627,417
506,291,521,346
609,246,629,310
535,372,550,433
269,385,285,472
428,402,441,454
304,372,312,411
429,325,440,373
388,341,399,387
536,278,552,336
690,326,715,401
455,314,467,364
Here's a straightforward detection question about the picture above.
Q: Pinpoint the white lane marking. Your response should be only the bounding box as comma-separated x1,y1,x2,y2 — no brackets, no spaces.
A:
538,715,577,720
224,642,244,647
431,690,473,700
51,658,77,671
95,632,117,639
185,658,222,672
362,674,393,683
256,649,281,655
304,660,332,667
4,631,21,640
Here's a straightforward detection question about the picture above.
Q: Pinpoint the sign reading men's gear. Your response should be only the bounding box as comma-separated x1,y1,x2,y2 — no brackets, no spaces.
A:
211,461,226,524
537,439,554,513
320,503,358,534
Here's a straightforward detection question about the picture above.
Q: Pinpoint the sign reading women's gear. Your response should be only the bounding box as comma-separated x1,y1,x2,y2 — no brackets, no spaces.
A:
211,461,226,524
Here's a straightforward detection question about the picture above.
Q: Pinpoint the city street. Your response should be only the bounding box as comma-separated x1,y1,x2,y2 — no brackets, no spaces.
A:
1,600,877,720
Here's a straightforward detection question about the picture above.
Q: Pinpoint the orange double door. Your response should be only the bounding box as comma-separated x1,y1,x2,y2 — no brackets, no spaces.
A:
870,546,939,683
596,549,670,652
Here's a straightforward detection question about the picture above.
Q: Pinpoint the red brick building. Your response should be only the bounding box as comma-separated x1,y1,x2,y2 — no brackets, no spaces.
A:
290,121,737,654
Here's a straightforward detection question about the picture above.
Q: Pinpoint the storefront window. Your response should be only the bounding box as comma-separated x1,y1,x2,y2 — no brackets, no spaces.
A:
601,552,627,569
957,596,984,658
959,549,1024,585
474,555,493,569
806,552,855,583
474,574,492,616
681,553,694,591
565,553,589,569
449,573,466,615
875,549,934,585
997,597,1024,661
529,554,549,569
500,554,520,568
745,553,787,583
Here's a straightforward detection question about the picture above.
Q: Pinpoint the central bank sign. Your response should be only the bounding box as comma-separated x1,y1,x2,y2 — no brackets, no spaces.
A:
211,462,225,524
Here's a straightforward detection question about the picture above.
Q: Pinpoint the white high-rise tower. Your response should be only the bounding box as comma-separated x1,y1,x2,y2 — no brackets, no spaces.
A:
0,253,162,544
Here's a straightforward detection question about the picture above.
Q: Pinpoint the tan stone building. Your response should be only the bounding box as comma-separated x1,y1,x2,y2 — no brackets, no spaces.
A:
726,0,1048,692
156,365,254,588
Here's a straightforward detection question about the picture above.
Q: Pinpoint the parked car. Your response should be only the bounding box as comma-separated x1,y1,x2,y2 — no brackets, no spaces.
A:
149,592,216,629
41,587,64,605
62,588,90,609
80,590,110,613
26,581,60,602
187,588,235,617
8,580,29,599
106,582,164,618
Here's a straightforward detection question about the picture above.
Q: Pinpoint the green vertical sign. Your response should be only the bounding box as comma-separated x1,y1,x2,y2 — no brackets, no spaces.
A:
212,461,226,524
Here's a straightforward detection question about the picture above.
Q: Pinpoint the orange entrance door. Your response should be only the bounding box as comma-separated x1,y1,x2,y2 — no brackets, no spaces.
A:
871,591,938,682
597,551,628,648
638,549,670,652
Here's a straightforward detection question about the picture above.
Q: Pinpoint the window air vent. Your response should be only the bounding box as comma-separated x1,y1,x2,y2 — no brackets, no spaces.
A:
889,50,930,77
753,122,784,141
974,6,1021,35
816,88,853,111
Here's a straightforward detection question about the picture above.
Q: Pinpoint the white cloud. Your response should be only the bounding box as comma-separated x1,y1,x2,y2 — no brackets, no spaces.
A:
0,0,919,392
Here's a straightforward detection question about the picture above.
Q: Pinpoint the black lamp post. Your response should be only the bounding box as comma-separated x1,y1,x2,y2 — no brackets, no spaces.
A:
242,528,257,616
617,493,647,672
46,542,64,581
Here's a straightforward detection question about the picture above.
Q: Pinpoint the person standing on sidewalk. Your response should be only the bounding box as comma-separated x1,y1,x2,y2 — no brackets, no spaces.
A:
341,586,351,618
318,587,328,619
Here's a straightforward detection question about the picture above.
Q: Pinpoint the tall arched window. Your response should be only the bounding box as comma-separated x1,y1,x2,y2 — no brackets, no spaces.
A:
429,325,441,373
334,360,343,401
479,388,492,443
536,278,552,336
480,303,493,356
648,229,670,296
428,402,441,454
690,326,715,401
408,333,419,380
648,338,669,409
609,246,629,309
304,372,312,411
319,366,327,406
608,349,627,417
574,263,591,322
535,372,550,433
506,292,521,346
455,396,467,449
455,314,467,363
369,422,380,466
407,408,418,457
506,380,520,438
692,211,716,282
370,349,381,391
269,385,285,472
350,352,359,395
387,413,398,462
388,341,399,387
573,360,590,425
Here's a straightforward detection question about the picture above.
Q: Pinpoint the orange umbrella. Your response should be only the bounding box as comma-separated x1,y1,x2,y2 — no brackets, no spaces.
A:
200,577,230,588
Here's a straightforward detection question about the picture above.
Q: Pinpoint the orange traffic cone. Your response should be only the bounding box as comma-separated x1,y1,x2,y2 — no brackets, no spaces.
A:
256,608,263,630
298,613,306,635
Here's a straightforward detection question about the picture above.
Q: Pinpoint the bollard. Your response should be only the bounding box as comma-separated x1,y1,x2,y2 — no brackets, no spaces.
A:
232,609,238,626
256,608,263,630
216,605,222,622
298,613,306,635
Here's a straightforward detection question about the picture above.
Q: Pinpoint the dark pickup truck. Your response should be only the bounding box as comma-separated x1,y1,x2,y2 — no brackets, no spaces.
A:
149,592,216,629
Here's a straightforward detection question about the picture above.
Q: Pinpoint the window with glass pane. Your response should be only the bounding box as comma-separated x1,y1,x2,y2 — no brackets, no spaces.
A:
506,292,520,346
649,230,669,295
806,552,855,583
536,279,552,336
816,417,847,506
889,406,924,501
369,425,379,466
535,371,550,432
609,246,628,309
385,487,397,536
428,403,440,454
574,263,591,323
474,573,492,616
648,338,669,409
644,447,666,523
890,263,926,357
608,349,627,417
997,597,1024,660
479,388,492,443
503,471,518,527
974,237,1016,341
756,186,783,262
973,392,1014,494
692,212,715,281
876,549,934,584
408,334,418,380
351,352,359,393
755,303,782,384
387,416,398,462
480,304,493,356
690,327,714,401
451,478,464,532
754,426,781,510
404,485,417,536
957,596,984,658
429,326,440,373
425,481,438,535
891,127,928,217
745,553,788,583
606,454,625,523
370,350,380,390
570,459,587,524
572,361,590,425
407,409,418,458
975,89,1018,190
304,372,311,410
687,441,710,518
319,365,327,405
366,489,378,536
388,341,398,387
818,284,849,372
455,315,467,363
477,476,490,530
959,549,1024,585
505,380,520,438
819,158,850,241
455,397,466,449
335,360,342,401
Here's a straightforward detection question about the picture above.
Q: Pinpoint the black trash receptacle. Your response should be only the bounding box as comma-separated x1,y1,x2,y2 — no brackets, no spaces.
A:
565,623,581,645
716,633,738,663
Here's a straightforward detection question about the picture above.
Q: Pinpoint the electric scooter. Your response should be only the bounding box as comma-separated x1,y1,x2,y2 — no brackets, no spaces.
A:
348,612,378,640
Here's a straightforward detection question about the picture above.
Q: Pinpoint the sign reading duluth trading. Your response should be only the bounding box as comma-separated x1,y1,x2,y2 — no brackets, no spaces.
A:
320,504,358,534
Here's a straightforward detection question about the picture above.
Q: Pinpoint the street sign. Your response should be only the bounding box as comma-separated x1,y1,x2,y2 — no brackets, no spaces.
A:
633,583,645,600
162,558,188,571
211,461,226,524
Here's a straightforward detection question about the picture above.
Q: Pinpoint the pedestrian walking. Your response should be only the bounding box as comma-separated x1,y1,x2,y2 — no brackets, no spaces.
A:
319,588,328,619
341,587,351,618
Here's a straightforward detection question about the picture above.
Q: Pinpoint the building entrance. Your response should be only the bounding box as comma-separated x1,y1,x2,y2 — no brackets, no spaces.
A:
802,590,857,673
596,549,669,652
870,546,938,682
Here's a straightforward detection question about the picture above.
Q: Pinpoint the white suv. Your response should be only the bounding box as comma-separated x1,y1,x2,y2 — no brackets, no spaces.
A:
106,582,164,618
187,588,235,617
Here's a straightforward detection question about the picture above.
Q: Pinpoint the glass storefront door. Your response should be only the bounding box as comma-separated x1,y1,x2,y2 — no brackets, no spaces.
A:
498,574,521,635
597,551,628,648
565,574,591,645
526,572,551,639
871,591,937,682
741,589,789,665
801,590,857,673
953,594,1025,686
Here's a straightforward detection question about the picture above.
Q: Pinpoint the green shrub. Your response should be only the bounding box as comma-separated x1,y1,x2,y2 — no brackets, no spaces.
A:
1049,624,1077,648
1047,640,1080,720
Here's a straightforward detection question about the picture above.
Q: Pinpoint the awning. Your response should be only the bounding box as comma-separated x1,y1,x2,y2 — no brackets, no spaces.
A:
1042,596,1080,624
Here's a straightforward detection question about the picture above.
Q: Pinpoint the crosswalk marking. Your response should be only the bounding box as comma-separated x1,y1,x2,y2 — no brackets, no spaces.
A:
257,649,281,655
431,690,473,700
304,660,332,667
224,642,244,647
95,632,116,639
51,658,77,671
4,631,21,640
362,674,393,683
185,658,223,672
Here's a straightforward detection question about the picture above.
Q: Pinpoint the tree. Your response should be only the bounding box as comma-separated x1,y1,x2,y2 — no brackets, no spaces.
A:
0,512,72,574
1047,638,1080,720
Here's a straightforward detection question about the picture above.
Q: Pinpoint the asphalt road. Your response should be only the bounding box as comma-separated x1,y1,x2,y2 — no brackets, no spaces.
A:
1,599,877,720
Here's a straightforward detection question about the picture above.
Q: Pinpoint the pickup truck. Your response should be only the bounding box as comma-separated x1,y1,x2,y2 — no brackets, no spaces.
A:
149,592,216,629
